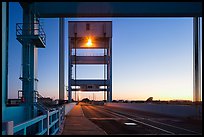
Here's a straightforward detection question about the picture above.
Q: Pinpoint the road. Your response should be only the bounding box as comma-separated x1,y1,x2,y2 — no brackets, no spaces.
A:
80,102,202,135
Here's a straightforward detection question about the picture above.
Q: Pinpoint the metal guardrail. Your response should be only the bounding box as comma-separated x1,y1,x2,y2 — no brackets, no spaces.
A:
16,23,46,45
2,105,65,135
34,90,58,112
3,89,65,135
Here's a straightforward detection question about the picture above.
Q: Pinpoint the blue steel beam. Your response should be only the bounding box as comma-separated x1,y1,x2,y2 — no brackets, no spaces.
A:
19,2,202,18
71,79,109,86
71,56,109,64
21,3,37,120
68,35,72,103
71,89,107,91
109,38,112,102
2,2,9,118
59,18,65,101
2,2,27,125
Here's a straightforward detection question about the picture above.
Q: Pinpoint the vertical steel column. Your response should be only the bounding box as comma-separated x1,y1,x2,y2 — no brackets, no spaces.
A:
104,32,106,101
74,33,77,101
109,38,112,102
59,18,65,101
33,47,38,118
68,38,72,103
107,38,110,102
107,38,112,102
58,108,61,131
193,17,201,102
2,2,9,121
47,111,50,135
34,48,38,92
33,16,39,117
107,42,110,102
22,3,35,120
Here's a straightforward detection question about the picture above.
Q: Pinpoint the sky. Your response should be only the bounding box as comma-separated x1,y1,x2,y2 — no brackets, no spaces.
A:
8,2,202,101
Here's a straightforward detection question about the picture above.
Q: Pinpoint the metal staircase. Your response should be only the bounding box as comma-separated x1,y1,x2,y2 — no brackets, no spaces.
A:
34,91,58,115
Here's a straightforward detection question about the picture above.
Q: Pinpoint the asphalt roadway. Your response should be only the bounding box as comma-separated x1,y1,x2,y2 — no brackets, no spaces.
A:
80,102,202,135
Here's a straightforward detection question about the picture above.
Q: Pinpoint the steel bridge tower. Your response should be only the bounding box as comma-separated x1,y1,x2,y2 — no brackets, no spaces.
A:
68,21,112,102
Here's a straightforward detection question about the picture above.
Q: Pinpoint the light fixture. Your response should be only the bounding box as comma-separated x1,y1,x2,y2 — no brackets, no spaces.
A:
86,38,93,47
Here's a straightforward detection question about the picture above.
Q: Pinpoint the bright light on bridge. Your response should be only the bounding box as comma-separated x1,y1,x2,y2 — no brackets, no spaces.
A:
86,38,93,47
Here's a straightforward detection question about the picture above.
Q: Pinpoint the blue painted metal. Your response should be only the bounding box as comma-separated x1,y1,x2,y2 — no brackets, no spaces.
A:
51,128,59,135
49,110,58,116
2,3,47,127
2,2,28,126
13,115,47,133
4,106,26,125
2,2,8,122
2,2,25,125
20,4,36,120
20,2,202,18
109,38,112,101
17,3,47,121
68,36,72,102
49,119,58,128
8,106,65,135
71,56,110,64
2,2,201,135
71,79,109,85
59,18,65,101
16,23,46,48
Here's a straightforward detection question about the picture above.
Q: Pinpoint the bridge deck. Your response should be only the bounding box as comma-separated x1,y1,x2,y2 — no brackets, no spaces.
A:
61,103,106,135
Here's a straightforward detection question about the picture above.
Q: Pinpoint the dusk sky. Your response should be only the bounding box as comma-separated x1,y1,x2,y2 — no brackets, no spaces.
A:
8,2,202,101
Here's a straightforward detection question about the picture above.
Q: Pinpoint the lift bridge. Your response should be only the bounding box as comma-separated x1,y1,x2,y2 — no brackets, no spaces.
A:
68,21,112,103
2,2,202,135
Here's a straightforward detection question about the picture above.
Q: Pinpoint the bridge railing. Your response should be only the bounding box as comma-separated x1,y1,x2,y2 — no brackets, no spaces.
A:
16,23,46,45
2,105,65,135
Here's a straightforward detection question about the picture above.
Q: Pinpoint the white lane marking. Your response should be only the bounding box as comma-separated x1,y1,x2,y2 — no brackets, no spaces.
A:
98,107,175,134
128,118,175,134
103,107,200,134
124,122,137,126
143,118,200,134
